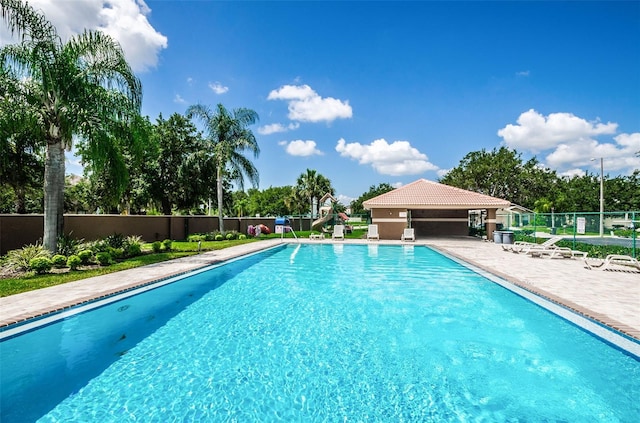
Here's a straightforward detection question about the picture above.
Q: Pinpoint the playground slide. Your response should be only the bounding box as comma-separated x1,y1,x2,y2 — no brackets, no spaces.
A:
312,213,333,232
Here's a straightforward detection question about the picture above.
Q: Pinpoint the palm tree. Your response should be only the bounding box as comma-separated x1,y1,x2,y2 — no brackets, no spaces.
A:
296,169,333,217
186,103,260,233
1,0,142,251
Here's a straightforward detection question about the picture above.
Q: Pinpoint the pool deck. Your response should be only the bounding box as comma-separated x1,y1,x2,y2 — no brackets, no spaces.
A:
1,237,638,341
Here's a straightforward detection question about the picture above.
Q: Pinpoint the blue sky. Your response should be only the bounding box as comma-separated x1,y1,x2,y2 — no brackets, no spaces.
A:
2,1,639,204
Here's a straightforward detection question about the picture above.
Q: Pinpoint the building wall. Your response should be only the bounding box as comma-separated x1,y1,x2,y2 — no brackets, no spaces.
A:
0,215,311,255
370,208,408,240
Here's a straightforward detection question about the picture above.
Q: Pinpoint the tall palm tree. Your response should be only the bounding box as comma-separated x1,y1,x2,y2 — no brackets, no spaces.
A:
296,169,333,217
186,103,260,233
1,0,142,251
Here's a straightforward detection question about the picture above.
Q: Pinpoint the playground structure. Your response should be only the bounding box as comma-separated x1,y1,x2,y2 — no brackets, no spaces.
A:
312,193,348,232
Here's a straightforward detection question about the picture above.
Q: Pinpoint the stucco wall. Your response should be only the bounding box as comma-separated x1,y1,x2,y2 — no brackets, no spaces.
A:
0,215,312,255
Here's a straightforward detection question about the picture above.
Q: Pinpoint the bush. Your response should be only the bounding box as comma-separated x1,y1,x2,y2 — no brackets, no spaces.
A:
238,234,246,240
127,243,142,257
105,232,126,249
4,244,50,271
96,252,112,266
67,255,82,270
109,247,124,260
152,241,162,253
226,232,235,240
78,249,94,264
188,234,206,242
51,254,67,268
215,234,224,241
162,239,172,251
56,232,83,256
29,257,52,274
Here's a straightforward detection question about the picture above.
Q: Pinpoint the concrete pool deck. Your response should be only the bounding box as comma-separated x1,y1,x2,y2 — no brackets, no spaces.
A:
1,237,638,341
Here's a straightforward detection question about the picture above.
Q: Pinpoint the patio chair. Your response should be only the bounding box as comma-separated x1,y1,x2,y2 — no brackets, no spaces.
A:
506,236,563,253
401,228,415,242
584,254,640,272
367,224,379,241
332,224,345,240
528,247,588,259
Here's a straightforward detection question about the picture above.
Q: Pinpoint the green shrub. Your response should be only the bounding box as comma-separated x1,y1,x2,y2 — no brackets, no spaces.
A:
152,241,162,253
109,247,124,260
226,232,235,240
67,255,82,270
96,252,112,266
56,232,83,256
215,234,224,241
127,243,142,257
51,254,67,268
187,234,206,242
105,232,126,249
238,234,246,240
78,249,94,264
162,239,172,251
4,244,50,271
29,257,52,274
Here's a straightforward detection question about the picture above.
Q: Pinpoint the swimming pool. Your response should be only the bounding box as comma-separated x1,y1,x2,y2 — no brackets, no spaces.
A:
1,243,639,422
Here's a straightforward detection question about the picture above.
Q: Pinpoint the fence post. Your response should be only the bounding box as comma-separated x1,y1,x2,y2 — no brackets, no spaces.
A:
633,211,637,258
572,212,577,249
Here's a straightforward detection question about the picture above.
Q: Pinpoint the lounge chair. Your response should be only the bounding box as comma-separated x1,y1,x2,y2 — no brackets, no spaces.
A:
584,254,640,272
367,224,379,241
332,224,345,240
506,236,563,253
401,228,415,242
528,247,588,259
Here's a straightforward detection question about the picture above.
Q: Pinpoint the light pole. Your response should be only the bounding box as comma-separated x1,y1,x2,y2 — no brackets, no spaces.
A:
591,157,604,237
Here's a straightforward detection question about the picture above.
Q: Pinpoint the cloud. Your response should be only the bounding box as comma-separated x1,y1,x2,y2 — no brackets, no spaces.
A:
208,82,229,94
498,109,618,153
267,84,352,123
258,122,300,135
279,140,323,157
498,109,639,174
335,138,439,176
1,0,167,72
516,70,530,77
174,94,186,104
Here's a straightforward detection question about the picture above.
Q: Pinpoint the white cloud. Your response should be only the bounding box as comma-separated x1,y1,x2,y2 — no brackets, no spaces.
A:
335,138,439,176
498,109,617,153
0,0,167,72
267,84,352,123
516,70,530,77
258,122,300,135
208,82,229,95
279,140,323,157
174,94,186,104
498,109,639,174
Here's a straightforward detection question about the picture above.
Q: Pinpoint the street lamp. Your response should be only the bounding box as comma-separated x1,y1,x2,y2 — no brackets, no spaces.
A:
591,157,604,237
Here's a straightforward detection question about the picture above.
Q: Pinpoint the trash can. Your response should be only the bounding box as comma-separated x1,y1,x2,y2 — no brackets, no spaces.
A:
502,231,514,244
493,231,503,244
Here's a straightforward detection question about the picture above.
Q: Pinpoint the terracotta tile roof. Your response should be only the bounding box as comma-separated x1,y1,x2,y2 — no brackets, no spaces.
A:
363,179,511,209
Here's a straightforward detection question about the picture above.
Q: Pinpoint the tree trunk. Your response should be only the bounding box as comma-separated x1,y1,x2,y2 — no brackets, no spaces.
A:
217,165,224,233
43,140,65,252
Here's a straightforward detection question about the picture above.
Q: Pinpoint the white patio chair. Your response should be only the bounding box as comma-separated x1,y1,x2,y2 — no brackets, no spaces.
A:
367,224,379,241
401,228,415,242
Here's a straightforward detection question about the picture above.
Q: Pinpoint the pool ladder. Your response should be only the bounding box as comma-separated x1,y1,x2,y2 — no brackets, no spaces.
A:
281,226,299,242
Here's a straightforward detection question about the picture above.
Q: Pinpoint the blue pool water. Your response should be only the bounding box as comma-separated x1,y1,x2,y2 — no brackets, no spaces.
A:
1,244,639,422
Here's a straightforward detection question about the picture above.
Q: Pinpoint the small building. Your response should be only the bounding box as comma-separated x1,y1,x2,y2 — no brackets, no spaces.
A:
363,179,511,240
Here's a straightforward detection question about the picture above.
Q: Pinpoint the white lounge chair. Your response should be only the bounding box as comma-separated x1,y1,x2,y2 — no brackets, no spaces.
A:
332,224,345,240
506,236,563,253
401,228,415,242
367,224,379,241
584,254,640,272
528,247,588,259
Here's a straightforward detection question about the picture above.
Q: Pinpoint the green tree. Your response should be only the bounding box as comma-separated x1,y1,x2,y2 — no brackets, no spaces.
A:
350,183,395,216
186,103,260,232
439,147,557,210
146,113,204,215
295,169,333,217
0,70,44,213
1,0,142,251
